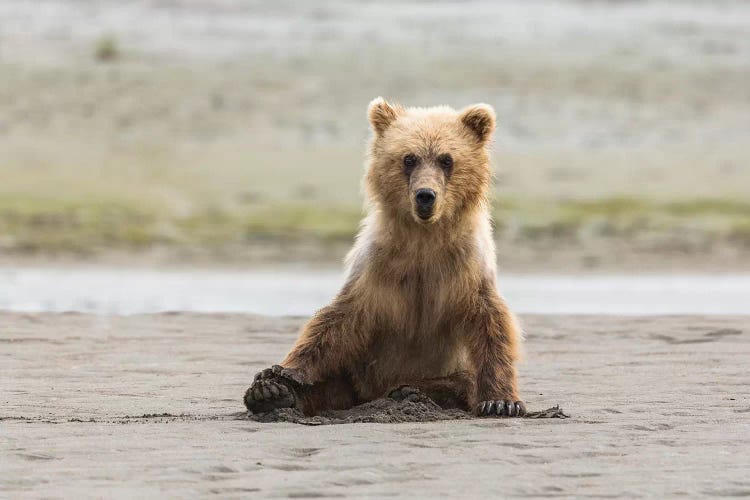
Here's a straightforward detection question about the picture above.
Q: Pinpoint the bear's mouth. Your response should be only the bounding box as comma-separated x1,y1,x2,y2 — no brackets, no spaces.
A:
417,210,433,221
415,208,435,223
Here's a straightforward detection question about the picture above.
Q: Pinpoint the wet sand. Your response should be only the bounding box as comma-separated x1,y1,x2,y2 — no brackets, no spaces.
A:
2,313,749,497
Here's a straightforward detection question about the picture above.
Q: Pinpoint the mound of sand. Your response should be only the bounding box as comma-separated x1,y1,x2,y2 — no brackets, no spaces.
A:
249,394,567,425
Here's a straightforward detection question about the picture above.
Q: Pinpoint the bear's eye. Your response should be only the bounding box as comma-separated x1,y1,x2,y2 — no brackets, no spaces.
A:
403,154,418,172
438,154,453,172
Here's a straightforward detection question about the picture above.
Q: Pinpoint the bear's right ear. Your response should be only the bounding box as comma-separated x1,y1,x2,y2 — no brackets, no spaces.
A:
368,97,399,136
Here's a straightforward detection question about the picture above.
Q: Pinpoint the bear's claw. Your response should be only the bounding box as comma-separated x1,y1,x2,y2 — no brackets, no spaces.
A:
476,400,526,417
253,364,307,386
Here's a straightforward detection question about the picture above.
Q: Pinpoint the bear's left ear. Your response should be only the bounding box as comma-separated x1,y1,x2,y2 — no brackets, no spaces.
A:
459,104,496,144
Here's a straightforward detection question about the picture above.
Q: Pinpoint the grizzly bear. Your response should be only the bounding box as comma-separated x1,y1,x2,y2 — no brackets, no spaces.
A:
244,97,525,417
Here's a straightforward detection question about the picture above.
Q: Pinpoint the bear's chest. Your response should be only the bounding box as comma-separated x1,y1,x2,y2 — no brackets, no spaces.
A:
360,265,475,367
366,264,472,331
349,253,481,397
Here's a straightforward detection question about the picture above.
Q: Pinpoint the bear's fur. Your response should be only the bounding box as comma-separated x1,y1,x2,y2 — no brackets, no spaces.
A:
245,98,524,417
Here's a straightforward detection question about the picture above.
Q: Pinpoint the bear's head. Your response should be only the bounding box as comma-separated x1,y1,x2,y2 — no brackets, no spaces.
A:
365,97,495,226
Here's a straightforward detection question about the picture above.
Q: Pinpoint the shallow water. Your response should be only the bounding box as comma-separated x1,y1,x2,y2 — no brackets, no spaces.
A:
0,266,747,316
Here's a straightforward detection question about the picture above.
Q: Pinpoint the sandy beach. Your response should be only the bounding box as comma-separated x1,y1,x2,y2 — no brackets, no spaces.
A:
2,312,748,497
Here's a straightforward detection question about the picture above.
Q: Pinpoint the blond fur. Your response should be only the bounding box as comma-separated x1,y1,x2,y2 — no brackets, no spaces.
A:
277,98,522,415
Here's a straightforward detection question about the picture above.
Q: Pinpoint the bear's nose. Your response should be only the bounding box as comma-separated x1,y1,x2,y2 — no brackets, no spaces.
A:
415,189,436,209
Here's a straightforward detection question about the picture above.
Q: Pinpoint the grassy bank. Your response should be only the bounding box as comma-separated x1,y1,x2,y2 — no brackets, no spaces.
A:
2,194,748,259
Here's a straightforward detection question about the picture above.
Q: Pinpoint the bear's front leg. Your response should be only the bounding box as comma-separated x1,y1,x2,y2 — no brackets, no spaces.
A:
467,282,526,417
278,297,368,384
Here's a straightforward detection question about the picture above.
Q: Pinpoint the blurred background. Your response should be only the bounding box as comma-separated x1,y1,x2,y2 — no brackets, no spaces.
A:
1,0,749,314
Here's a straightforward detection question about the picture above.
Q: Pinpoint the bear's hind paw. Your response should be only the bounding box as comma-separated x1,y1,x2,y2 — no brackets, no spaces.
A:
244,378,296,414
388,385,423,403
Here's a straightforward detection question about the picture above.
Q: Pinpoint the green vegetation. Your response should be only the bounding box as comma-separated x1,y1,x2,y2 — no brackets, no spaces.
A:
492,197,750,246
94,35,120,62
0,196,158,254
1,194,749,258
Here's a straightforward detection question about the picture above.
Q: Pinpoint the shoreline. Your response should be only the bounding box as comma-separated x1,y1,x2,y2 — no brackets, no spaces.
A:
2,239,749,274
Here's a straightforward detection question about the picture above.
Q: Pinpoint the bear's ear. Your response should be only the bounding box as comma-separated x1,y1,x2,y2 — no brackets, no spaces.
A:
459,103,496,144
368,97,400,136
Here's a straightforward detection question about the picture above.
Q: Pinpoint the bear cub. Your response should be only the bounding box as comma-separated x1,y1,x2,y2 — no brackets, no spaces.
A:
245,98,524,417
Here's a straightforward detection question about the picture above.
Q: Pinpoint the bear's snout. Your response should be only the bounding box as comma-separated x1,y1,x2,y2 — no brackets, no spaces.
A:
414,188,436,220
415,189,436,208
